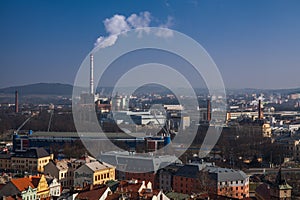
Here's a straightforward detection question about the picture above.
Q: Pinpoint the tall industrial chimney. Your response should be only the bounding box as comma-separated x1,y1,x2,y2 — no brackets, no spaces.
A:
258,99,263,120
90,53,94,95
15,90,18,113
207,99,211,122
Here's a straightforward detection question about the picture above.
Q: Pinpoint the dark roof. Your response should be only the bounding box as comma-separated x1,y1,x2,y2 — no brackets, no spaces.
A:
0,182,20,197
0,153,11,159
159,163,183,175
255,183,270,200
12,147,50,158
174,165,199,178
76,186,108,200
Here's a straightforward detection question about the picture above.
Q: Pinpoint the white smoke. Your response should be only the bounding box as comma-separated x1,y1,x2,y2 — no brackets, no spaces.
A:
127,11,151,28
155,16,174,38
104,14,130,35
94,11,173,48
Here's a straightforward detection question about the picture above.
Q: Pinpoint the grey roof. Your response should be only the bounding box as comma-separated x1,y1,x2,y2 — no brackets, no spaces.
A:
0,182,20,197
99,151,181,172
85,161,115,172
56,160,70,171
206,167,248,182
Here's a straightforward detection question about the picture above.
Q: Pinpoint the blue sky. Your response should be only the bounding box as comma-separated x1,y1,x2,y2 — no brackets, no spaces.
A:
0,0,300,89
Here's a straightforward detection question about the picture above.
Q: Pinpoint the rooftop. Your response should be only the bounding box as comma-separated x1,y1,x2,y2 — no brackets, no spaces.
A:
206,167,248,182
12,147,50,159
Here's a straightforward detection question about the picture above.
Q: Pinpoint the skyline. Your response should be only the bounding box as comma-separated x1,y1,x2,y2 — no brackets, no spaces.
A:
1,0,300,89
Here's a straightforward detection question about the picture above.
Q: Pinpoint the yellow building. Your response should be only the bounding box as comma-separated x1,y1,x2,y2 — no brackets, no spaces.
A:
262,123,272,137
74,161,115,188
11,147,53,173
31,174,50,200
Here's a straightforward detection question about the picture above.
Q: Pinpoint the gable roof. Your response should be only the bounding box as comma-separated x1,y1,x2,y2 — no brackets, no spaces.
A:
56,160,70,170
11,177,35,191
76,186,110,200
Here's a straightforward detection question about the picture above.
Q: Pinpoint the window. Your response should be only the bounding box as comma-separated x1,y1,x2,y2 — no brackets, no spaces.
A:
107,173,109,178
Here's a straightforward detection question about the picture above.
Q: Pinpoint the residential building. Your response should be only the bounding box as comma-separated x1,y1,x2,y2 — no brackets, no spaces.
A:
11,147,53,173
158,163,182,192
31,174,50,200
0,177,37,200
0,153,11,170
44,160,74,188
206,167,249,199
47,177,61,199
172,165,202,194
74,161,115,188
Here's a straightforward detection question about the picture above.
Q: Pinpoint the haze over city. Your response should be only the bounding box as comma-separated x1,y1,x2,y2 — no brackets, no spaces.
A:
0,0,300,89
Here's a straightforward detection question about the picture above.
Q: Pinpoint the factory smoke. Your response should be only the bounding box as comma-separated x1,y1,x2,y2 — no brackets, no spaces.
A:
94,11,173,48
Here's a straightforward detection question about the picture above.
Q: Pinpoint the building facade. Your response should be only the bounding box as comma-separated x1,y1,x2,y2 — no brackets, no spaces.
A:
74,161,115,188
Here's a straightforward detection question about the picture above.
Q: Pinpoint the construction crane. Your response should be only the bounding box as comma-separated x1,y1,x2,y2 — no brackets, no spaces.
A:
14,115,32,135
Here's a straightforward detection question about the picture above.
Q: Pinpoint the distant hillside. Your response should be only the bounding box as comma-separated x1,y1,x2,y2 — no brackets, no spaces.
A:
0,83,73,96
227,88,300,95
1,83,299,97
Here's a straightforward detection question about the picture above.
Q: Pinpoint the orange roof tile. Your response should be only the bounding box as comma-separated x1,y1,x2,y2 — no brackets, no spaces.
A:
11,177,35,191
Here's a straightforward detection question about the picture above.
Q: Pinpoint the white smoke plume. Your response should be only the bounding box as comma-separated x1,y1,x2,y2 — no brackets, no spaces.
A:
94,11,173,48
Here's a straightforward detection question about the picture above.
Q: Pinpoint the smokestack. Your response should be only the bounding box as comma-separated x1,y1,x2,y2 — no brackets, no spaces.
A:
258,99,263,120
15,90,18,113
90,53,94,95
207,99,211,122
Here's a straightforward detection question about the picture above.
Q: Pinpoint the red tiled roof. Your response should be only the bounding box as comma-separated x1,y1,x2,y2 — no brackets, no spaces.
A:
106,193,121,200
76,186,108,200
11,177,35,191
117,180,142,193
